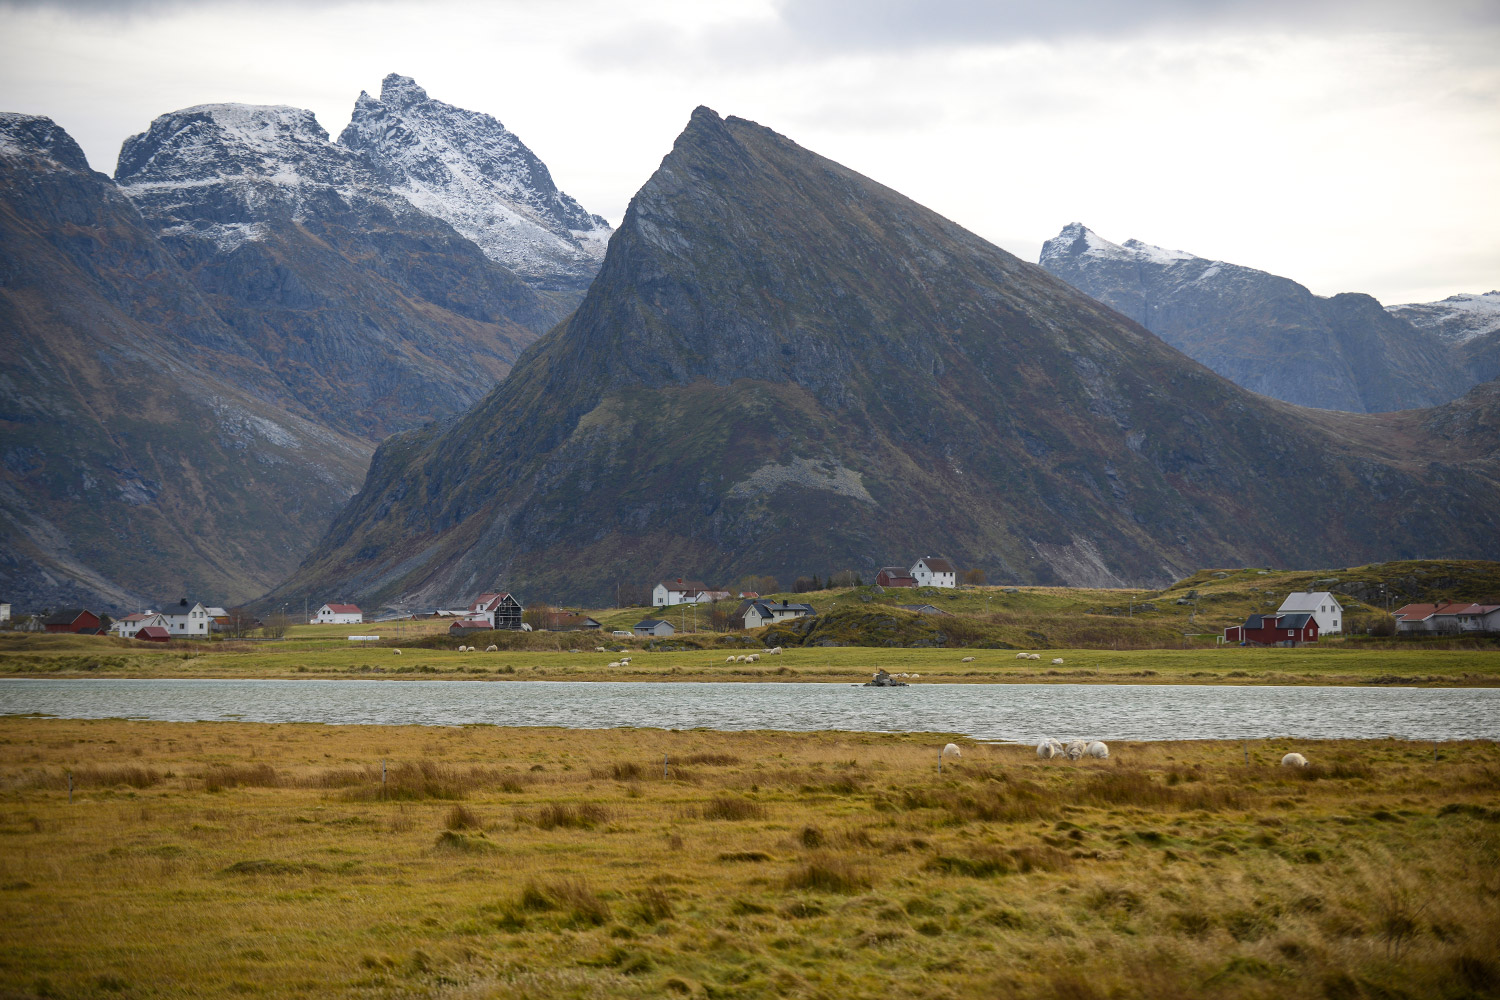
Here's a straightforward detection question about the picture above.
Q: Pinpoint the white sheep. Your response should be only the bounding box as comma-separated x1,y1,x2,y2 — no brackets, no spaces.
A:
1281,752,1309,768
1036,739,1061,760
608,661,621,668
1066,740,1087,761
596,646,606,653
961,656,975,663
909,673,921,679
485,645,498,652
748,654,759,663
1027,653,1042,661
620,657,631,665
770,647,783,655
1016,652,1028,660
726,656,735,663
1086,741,1109,759
942,743,961,757
1051,657,1064,665
393,649,402,656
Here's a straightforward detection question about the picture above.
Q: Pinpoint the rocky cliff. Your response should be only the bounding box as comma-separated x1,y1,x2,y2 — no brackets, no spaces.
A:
1388,291,1500,386
268,109,1500,610
339,74,612,292
0,113,370,610
1038,224,1471,413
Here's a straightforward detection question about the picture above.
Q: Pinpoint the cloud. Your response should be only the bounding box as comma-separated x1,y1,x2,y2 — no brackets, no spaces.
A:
773,0,1500,49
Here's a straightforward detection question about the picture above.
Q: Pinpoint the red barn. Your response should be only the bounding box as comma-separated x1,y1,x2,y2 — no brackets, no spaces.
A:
43,608,101,634
1224,612,1319,647
135,626,171,642
875,566,917,588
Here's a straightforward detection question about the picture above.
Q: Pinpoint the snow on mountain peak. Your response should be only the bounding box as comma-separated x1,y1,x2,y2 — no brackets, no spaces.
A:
0,112,91,172
1388,290,1500,345
1041,223,1201,268
338,74,611,290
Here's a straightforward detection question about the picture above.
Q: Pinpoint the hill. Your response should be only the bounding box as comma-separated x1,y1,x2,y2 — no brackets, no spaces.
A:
266,108,1500,610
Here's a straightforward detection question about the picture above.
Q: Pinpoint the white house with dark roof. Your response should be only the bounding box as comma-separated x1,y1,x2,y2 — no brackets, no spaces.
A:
911,557,956,588
633,618,676,637
652,579,724,606
1277,592,1343,634
738,600,816,629
157,600,210,636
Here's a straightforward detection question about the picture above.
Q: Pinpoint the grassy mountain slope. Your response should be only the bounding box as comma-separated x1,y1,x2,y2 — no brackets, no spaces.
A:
268,109,1500,610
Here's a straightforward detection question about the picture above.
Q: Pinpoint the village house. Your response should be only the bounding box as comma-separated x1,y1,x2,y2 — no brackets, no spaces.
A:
135,626,171,642
1393,601,1500,633
1277,591,1343,634
633,618,676,637
156,600,211,637
911,557,957,589
447,619,494,637
43,608,102,634
737,600,816,629
875,566,917,588
112,612,158,638
652,580,727,606
1224,612,1319,647
312,603,363,625
466,592,523,630
549,614,602,632
0,602,10,624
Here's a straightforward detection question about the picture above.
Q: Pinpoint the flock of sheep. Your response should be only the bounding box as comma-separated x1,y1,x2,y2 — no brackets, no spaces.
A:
725,646,784,663
1036,738,1110,760
1016,653,1066,664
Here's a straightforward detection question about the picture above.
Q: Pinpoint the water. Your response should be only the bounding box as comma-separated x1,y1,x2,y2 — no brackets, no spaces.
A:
1,679,1495,742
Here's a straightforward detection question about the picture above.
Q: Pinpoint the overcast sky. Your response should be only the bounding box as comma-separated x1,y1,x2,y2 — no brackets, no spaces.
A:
2,0,1496,304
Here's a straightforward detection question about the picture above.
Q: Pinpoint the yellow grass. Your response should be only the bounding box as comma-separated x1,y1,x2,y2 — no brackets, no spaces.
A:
1,718,1497,998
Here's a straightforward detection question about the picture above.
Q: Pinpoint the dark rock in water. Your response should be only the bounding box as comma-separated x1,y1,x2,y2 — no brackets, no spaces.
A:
865,669,907,687
269,108,1500,611
1039,223,1472,413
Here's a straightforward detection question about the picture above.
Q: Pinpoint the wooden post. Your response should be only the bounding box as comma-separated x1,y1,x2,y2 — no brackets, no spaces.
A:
938,747,943,775
663,753,669,779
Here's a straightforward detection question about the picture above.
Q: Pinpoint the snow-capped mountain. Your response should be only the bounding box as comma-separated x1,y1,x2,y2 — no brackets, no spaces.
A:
339,74,612,292
1039,223,1473,413
1389,291,1500,345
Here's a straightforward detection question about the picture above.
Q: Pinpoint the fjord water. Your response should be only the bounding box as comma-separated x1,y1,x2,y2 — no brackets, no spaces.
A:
1,680,1495,742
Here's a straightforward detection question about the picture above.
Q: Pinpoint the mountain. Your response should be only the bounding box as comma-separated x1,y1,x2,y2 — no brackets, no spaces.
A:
0,113,370,610
1388,291,1500,385
339,74,611,292
1038,224,1471,413
114,102,568,439
267,108,1500,610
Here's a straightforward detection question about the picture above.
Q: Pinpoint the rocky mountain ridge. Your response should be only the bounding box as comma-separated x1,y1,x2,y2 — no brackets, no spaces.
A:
1389,291,1500,385
267,108,1500,611
339,74,612,292
1038,223,1474,413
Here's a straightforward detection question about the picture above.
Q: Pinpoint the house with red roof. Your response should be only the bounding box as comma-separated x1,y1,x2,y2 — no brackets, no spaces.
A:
313,603,363,625
135,626,171,642
1393,601,1500,633
467,592,523,630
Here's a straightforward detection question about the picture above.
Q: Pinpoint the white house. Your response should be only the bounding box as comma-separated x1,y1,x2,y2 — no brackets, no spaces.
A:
911,557,957,589
0,602,10,624
1394,602,1500,633
467,592,523,630
739,600,816,629
157,601,210,636
313,603,363,625
113,612,164,638
652,579,720,606
1277,592,1343,635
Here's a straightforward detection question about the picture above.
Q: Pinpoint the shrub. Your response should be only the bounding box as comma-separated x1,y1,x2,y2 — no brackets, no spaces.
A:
445,804,481,830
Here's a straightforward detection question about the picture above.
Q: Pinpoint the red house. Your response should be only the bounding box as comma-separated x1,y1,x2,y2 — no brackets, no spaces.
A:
135,626,171,642
875,566,917,588
43,608,101,634
1224,612,1319,647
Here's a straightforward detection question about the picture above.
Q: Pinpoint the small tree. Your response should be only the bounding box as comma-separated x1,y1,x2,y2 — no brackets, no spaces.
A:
263,611,288,639
1368,612,1397,637
707,600,738,632
793,576,816,593
963,568,986,586
829,569,860,588
522,604,555,630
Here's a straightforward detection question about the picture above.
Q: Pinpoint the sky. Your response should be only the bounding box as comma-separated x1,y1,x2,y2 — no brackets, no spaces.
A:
1,0,1497,305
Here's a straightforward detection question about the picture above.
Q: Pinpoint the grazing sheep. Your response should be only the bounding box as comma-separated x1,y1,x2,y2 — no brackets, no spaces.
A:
1037,739,1060,759
770,647,783,655
1086,741,1109,759
1066,740,1087,761
485,645,498,652
909,673,921,679
1027,653,1042,661
1281,752,1309,768
748,654,760,663
1016,652,1029,660
961,656,975,663
942,743,961,757
1051,657,1064,665
596,647,606,653
726,656,735,663
393,649,402,656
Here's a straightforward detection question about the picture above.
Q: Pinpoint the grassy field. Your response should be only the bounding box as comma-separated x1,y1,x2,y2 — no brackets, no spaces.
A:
1,632,1498,685
0,718,1496,999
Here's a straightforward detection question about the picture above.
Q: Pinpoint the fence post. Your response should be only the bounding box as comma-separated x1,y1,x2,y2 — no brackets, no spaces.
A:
663,753,669,779
938,747,943,775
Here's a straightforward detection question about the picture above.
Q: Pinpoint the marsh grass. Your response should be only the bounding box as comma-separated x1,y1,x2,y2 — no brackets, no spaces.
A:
2,719,1498,1000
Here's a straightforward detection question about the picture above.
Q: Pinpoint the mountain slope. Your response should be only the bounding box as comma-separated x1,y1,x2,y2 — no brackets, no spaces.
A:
1388,291,1500,385
0,113,370,610
1038,224,1471,413
115,102,569,439
338,74,611,292
268,108,1500,609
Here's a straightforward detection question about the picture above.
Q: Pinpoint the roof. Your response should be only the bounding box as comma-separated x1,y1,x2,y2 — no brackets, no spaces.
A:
205,607,229,617
136,626,170,639
469,592,515,611
1393,601,1500,621
634,619,668,628
120,613,151,623
1242,614,1269,629
1279,591,1338,610
321,604,361,614
449,619,492,629
1277,613,1314,629
658,580,709,593
916,557,955,573
43,608,92,625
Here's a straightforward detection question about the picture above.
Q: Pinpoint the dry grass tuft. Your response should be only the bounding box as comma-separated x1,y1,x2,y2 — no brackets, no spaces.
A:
701,795,767,821
534,802,609,830
784,854,870,894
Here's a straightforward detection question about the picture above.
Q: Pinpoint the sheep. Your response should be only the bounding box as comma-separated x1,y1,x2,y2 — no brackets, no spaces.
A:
748,654,759,663
1027,653,1042,661
770,647,783,655
1086,741,1109,759
1051,657,1064,665
1016,652,1029,660
961,656,975,663
596,647,606,653
485,645,498,652
726,656,735,663
393,649,402,656
1066,740,1087,761
942,743,961,758
608,661,621,668
456,645,466,652
1281,752,1309,768
620,657,631,664
1037,739,1060,759
909,673,921,679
